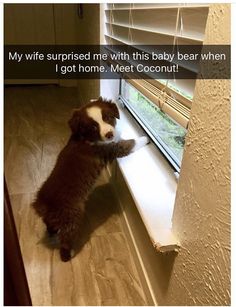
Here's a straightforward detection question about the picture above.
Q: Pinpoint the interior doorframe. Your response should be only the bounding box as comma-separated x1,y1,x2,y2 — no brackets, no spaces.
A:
4,179,32,306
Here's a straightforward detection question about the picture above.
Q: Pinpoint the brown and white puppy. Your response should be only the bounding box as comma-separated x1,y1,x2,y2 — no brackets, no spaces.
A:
32,97,148,261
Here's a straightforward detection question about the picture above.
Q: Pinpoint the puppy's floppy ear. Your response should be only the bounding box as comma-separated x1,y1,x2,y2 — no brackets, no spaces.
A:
97,96,120,119
68,109,81,134
108,102,120,119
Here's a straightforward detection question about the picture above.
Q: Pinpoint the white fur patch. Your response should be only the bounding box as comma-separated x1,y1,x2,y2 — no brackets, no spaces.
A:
87,106,115,141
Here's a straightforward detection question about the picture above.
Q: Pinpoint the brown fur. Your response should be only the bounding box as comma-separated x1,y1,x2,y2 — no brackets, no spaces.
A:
32,98,135,261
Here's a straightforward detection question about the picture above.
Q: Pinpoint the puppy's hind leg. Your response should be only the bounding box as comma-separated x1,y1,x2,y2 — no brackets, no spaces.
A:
46,224,58,236
43,218,59,236
58,223,79,262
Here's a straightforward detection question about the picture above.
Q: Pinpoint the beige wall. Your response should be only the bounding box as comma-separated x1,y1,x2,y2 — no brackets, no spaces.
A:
169,4,231,305
4,3,100,99
76,4,100,103
54,3,100,100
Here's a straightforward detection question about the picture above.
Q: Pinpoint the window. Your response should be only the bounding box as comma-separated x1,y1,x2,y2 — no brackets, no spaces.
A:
104,3,209,171
121,80,187,170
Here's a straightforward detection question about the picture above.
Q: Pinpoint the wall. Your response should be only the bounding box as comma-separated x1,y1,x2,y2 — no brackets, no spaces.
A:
49,3,100,98
4,3,100,98
76,4,100,103
4,4,58,85
4,4,55,44
99,4,120,101
168,4,231,305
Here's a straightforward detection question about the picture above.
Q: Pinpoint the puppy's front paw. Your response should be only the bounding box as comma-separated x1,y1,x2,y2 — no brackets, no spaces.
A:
132,136,149,152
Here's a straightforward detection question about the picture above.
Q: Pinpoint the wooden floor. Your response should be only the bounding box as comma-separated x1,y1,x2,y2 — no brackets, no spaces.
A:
4,85,150,306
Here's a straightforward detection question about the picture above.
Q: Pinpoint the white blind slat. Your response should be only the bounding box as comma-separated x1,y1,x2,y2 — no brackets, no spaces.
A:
104,34,199,76
106,4,209,10
105,22,203,43
105,3,209,127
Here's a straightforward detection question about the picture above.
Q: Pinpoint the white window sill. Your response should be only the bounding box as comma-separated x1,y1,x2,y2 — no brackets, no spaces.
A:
116,104,180,252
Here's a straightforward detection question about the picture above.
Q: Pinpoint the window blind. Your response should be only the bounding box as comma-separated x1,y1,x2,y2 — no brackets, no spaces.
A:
104,3,209,128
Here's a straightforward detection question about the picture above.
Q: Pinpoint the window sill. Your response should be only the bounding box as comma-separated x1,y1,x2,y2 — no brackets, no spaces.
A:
115,103,180,253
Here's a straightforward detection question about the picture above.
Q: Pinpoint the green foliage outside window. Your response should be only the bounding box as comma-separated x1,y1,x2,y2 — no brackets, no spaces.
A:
123,82,187,163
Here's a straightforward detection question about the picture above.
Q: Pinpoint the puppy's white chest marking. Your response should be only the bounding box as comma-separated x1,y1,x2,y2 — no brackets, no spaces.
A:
87,106,114,140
